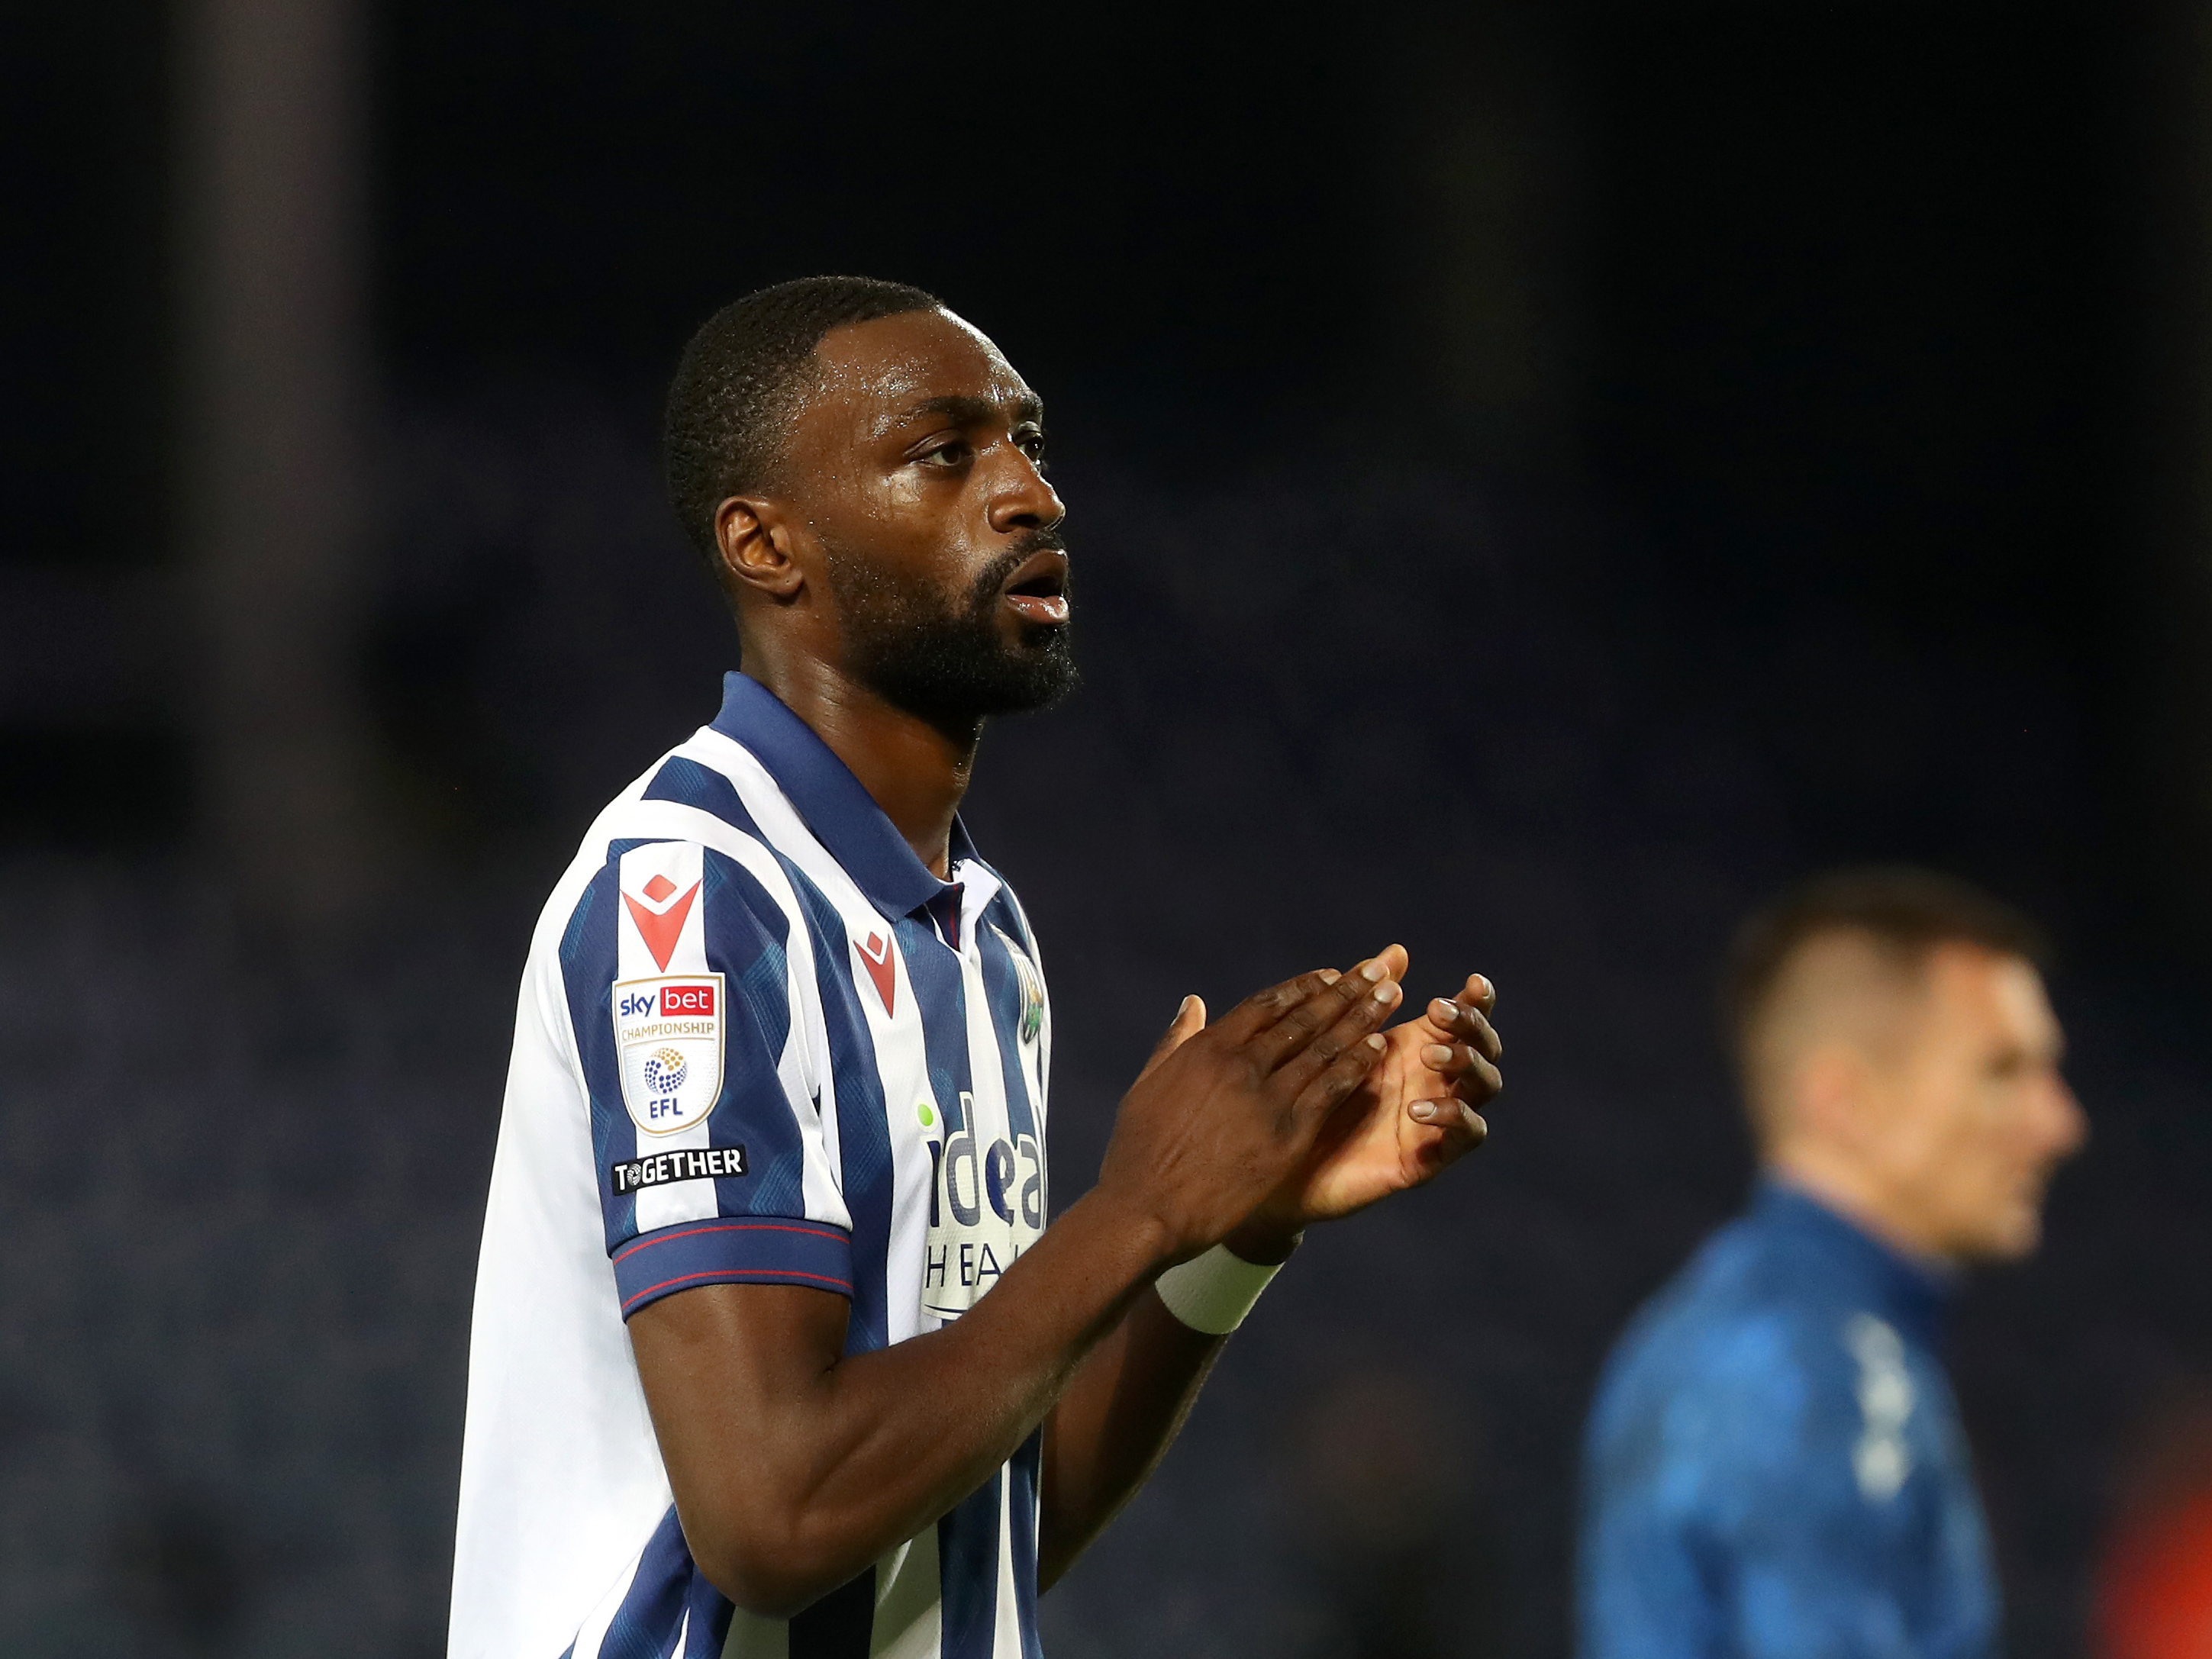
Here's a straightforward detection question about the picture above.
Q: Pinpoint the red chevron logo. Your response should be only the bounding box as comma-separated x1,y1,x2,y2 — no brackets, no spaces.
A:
858,930,895,1014
622,880,700,972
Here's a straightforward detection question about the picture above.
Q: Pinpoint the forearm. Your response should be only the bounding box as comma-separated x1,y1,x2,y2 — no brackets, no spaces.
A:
1037,1287,1224,1587
635,959,1410,1616
634,1189,1172,1615
1038,1221,1297,1586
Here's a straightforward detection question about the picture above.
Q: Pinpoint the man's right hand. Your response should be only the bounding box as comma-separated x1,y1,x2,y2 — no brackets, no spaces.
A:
1091,947,1407,1264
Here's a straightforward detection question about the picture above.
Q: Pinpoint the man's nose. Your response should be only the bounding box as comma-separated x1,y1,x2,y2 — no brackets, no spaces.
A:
987,449,1063,536
2043,1074,2088,1159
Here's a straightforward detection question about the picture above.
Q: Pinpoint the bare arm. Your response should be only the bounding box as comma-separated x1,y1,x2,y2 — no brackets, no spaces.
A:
630,958,1406,1616
1033,1271,1239,1589
632,1192,1169,1615
1033,971,1504,1586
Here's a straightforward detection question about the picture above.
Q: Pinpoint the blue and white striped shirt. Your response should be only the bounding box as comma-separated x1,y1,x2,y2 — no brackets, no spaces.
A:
453,672,1054,1659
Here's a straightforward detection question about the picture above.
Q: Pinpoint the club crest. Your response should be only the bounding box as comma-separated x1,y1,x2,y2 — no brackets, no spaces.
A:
995,927,1046,1047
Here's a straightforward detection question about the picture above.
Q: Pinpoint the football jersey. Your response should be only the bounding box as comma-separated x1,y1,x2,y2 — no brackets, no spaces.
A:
1578,1181,1997,1659
451,672,1054,1659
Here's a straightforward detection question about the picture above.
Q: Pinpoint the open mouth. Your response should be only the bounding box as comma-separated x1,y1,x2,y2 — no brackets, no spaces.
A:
1001,549,1071,627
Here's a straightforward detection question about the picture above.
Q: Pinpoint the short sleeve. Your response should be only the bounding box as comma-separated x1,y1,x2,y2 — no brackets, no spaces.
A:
559,837,853,1317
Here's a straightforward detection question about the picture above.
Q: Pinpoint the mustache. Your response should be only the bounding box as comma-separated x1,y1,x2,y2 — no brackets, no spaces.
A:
967,529,1069,606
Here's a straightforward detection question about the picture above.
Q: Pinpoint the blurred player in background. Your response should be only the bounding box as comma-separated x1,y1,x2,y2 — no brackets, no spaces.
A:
1578,868,2085,1659
449,277,1505,1659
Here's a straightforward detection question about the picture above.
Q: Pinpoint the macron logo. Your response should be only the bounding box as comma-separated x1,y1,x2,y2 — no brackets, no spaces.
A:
622,871,700,971
857,930,896,1014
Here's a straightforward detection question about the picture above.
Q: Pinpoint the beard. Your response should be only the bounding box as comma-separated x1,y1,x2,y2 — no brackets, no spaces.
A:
823,533,1078,730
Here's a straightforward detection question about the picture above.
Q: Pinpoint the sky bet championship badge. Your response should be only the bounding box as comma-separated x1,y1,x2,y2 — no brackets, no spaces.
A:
611,974,725,1136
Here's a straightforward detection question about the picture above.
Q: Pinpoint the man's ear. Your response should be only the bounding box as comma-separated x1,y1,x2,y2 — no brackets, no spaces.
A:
1795,1042,1872,1149
715,495,806,602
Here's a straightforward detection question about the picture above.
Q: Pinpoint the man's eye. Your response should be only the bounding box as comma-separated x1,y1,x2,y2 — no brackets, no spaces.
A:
921,441,968,466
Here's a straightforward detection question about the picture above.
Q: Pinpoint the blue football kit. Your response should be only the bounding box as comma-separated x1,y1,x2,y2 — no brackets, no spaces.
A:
1578,1181,1998,1659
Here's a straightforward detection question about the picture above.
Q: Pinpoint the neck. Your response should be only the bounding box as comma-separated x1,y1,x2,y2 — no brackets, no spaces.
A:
1765,1143,1951,1268
741,647,977,881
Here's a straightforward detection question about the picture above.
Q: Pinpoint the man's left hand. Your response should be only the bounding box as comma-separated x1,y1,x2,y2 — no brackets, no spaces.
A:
1224,968,1501,1261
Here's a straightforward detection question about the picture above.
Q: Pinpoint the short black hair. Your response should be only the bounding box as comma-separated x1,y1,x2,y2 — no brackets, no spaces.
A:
1721,865,2050,1070
663,275,943,562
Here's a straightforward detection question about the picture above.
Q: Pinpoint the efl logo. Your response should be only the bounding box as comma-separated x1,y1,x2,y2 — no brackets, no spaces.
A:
611,971,726,1137
659,982,716,1018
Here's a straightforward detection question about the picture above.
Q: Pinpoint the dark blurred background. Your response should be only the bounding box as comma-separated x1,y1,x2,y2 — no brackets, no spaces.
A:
9,2,2212,1654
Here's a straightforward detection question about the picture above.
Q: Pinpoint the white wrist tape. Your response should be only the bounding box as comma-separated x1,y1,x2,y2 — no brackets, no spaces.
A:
1153,1243,1289,1335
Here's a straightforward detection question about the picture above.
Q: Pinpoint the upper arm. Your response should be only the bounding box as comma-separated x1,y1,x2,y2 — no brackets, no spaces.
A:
557,836,877,1606
627,1278,852,1602
559,838,854,1320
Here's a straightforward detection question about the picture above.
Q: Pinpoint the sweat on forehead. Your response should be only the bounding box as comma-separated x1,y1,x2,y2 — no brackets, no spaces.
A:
804,311,1037,436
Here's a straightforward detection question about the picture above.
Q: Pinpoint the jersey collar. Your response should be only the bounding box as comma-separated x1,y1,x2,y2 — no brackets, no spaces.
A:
1753,1177,1958,1342
710,671,975,919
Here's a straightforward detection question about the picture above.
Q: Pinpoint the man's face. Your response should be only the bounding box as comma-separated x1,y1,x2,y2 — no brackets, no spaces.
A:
1867,945,2086,1262
770,308,1073,725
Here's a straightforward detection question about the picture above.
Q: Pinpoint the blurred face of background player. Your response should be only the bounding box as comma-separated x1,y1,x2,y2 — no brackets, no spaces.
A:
714,307,1075,732
1747,933,2088,1264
